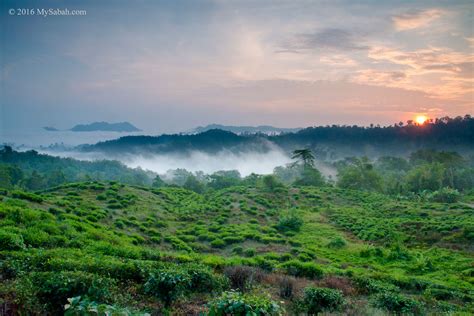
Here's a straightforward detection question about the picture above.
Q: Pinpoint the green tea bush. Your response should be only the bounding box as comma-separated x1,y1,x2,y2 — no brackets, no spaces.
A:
232,246,243,254
279,260,323,279
210,239,226,248
144,264,223,307
144,270,191,306
300,287,344,314
11,190,44,203
327,236,347,249
353,277,399,294
372,292,422,314
22,227,51,247
275,211,303,233
28,271,114,314
0,230,25,250
243,248,256,257
183,263,225,293
207,290,283,316
164,236,193,252
64,296,150,316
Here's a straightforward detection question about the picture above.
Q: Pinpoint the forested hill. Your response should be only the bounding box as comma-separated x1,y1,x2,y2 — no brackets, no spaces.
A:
81,116,474,157
80,129,270,154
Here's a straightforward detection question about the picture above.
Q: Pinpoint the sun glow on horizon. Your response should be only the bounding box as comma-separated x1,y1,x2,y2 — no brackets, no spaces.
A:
415,115,428,125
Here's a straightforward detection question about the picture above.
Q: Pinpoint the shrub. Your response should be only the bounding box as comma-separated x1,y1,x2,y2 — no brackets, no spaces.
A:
186,264,225,293
353,277,399,295
0,231,25,250
29,271,114,314
428,187,460,203
372,292,422,314
223,266,263,292
207,290,283,316
144,270,191,307
164,236,193,252
327,237,347,249
276,276,295,299
301,287,344,314
210,239,226,248
321,276,355,296
64,296,149,316
279,260,323,279
11,190,43,203
243,248,256,257
96,194,107,201
276,211,303,233
232,246,243,254
144,264,222,307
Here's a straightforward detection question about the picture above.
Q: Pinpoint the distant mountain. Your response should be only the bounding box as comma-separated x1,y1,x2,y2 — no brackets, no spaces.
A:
43,126,59,132
80,129,270,154
70,121,141,132
189,124,301,135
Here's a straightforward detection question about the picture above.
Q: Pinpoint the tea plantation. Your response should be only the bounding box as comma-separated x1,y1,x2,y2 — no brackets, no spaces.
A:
0,182,473,314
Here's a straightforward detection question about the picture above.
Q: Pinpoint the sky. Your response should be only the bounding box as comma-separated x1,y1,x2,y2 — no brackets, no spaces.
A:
1,0,473,136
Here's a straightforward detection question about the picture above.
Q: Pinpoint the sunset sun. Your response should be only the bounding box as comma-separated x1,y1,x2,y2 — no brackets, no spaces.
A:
415,115,428,125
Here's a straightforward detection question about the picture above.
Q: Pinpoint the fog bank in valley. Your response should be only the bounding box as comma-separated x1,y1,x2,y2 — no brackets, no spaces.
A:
44,148,293,177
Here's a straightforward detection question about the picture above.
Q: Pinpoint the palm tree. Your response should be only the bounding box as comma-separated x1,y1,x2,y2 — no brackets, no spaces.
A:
292,148,315,168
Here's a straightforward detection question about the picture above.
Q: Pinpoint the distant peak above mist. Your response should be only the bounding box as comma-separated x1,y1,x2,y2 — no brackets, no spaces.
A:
188,124,302,135
69,122,141,132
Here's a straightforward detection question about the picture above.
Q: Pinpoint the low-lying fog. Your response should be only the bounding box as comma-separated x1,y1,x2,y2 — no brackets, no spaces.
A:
43,148,293,176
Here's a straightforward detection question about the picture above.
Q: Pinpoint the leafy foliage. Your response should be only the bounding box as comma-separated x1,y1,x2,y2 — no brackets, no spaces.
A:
300,287,344,314
207,291,283,316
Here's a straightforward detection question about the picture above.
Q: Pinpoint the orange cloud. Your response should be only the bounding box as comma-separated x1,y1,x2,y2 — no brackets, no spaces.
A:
354,45,473,100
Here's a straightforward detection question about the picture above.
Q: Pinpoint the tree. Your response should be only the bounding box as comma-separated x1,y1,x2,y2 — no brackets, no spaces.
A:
0,166,12,189
152,175,166,188
260,175,284,192
46,170,66,187
337,157,382,191
291,149,325,186
23,171,46,191
208,170,241,190
183,175,206,193
293,167,325,187
405,163,444,192
292,149,315,168
242,173,261,186
273,164,302,184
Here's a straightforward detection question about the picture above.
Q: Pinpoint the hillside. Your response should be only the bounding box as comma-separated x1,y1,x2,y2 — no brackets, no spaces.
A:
79,116,474,158
1,182,473,314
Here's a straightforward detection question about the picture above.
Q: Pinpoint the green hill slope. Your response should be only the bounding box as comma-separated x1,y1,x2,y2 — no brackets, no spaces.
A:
0,182,473,314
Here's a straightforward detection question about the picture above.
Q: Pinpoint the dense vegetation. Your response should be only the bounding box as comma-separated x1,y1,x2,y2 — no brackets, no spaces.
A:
0,146,154,190
0,148,473,314
82,115,474,157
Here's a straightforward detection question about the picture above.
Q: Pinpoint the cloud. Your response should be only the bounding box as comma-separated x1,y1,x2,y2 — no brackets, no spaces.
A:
392,9,444,31
368,46,473,73
280,28,368,53
319,55,358,67
465,37,474,48
354,70,407,85
355,45,473,100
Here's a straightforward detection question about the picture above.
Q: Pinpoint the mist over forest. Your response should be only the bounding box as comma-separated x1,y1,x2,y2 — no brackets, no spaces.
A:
33,115,473,178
